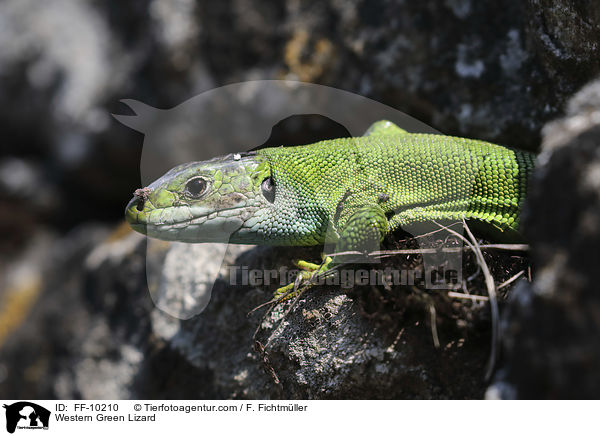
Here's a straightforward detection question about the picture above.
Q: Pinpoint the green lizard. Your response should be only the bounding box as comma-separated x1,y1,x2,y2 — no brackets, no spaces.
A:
125,120,535,297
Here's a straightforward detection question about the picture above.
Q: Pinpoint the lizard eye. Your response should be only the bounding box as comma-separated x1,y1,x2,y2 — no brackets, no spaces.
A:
185,177,208,198
261,176,275,203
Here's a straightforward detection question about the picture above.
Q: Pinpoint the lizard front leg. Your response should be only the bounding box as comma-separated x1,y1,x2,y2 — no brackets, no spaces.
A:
334,204,389,260
273,204,389,301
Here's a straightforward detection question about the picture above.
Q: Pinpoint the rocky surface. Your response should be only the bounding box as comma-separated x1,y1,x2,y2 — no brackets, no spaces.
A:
488,78,600,399
0,225,498,399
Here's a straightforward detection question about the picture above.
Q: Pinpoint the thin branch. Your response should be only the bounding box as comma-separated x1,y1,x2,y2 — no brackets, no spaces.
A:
327,243,529,259
429,304,441,349
497,270,526,290
447,291,489,302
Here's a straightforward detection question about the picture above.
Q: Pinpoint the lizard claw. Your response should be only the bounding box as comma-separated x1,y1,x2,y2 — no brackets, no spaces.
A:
273,256,334,302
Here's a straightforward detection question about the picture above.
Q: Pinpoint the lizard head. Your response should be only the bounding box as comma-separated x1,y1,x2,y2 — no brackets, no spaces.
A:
125,152,274,243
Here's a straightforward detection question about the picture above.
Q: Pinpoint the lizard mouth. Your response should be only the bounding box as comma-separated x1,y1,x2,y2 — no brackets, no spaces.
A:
125,197,250,242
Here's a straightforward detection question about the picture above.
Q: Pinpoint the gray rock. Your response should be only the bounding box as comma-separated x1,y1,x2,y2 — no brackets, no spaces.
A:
168,242,492,399
489,77,600,399
275,0,600,148
0,225,494,399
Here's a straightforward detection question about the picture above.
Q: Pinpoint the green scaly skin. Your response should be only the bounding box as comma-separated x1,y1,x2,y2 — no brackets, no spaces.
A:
125,121,535,297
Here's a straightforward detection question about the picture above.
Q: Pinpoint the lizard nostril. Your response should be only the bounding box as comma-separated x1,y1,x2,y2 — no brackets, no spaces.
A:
133,187,153,212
